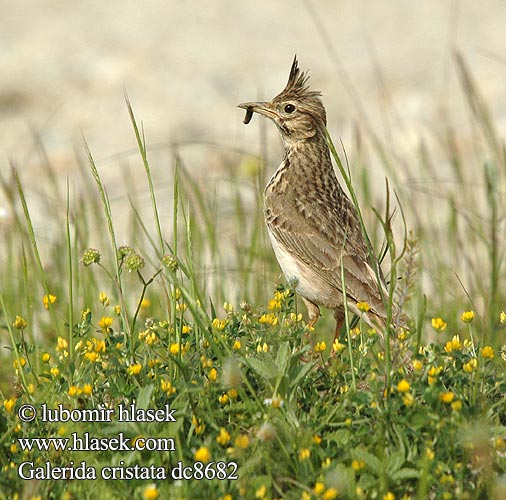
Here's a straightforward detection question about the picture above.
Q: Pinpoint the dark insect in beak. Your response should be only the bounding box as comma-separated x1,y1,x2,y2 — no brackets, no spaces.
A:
243,107,254,124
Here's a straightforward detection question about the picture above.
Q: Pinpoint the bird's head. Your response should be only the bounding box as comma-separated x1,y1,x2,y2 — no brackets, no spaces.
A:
239,56,327,144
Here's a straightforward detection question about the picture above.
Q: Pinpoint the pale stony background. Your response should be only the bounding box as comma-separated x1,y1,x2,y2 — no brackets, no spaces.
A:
1,0,506,238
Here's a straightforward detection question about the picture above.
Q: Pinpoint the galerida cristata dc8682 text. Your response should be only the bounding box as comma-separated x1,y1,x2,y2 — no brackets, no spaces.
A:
239,56,389,341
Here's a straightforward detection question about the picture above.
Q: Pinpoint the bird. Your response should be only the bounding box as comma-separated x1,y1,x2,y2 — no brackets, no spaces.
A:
238,56,390,341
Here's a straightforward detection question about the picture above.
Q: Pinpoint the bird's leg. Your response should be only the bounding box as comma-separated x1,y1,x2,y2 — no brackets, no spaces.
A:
302,297,320,330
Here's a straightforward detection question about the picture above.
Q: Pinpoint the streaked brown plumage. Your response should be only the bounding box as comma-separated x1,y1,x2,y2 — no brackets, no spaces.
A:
239,56,388,339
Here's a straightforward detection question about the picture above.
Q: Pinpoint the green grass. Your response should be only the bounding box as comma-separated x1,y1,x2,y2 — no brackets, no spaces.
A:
1,56,506,500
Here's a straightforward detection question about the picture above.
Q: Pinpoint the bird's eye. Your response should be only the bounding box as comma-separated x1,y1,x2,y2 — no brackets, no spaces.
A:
284,104,295,114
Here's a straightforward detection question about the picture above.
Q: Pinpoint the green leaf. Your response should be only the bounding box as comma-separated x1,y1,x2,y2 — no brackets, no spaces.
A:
352,448,382,475
136,384,154,410
391,467,420,481
245,357,278,380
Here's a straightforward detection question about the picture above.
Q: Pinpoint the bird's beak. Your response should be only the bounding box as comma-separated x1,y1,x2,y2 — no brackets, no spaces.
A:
238,101,277,124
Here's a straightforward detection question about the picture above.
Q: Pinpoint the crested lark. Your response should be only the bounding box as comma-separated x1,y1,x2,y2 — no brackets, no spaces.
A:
239,57,389,340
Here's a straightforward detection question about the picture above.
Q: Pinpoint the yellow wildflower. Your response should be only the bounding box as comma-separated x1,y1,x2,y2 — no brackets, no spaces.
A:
259,313,278,326
314,341,327,353
352,459,365,471
127,363,142,376
82,384,92,395
232,339,241,350
99,292,110,306
403,393,414,407
255,485,267,499
397,379,410,392
140,298,151,309
425,448,435,460
481,346,494,359
56,337,68,352
216,428,231,446
312,435,322,444
431,317,447,332
208,368,218,382
440,392,454,403
3,398,16,413
175,302,187,312
212,318,228,330
84,351,99,363
463,358,477,373
268,298,281,310
13,316,27,329
299,448,310,461
333,339,346,354
114,305,121,315
322,488,338,500
50,367,60,377
68,386,80,397
219,394,229,405
169,343,180,355
98,316,113,332
42,352,50,363
161,379,176,395
142,484,159,500
42,294,57,309
451,400,462,411
460,311,474,323
194,446,211,463
383,493,395,500
357,301,371,312
314,482,325,495
234,434,249,449
13,357,26,369
257,342,269,353
227,388,238,399
181,324,192,334
500,310,506,324
412,359,423,371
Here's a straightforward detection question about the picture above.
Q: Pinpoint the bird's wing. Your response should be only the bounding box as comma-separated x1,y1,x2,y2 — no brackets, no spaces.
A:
266,203,387,318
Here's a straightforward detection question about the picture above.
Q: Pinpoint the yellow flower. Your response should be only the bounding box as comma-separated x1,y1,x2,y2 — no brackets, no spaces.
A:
68,385,80,397
425,448,435,460
175,302,187,312
451,400,462,411
194,446,211,463
268,298,281,310
216,428,231,446
383,493,395,500
3,398,16,413
181,325,192,334
500,310,506,324
13,316,27,329
352,459,365,471
208,368,218,382
212,318,228,330
169,343,181,355
234,434,249,449
299,448,310,461
98,316,113,332
56,337,68,352
397,379,410,392
114,305,121,315
451,334,462,350
431,317,447,332
127,363,142,376
82,384,92,395
161,379,176,395
439,392,454,404
357,301,371,312
13,357,26,369
314,341,327,353
41,353,51,363
84,351,99,363
313,482,325,495
220,496,233,500
301,493,312,500
312,435,322,444
232,339,241,350
255,485,267,499
481,346,494,359
403,393,414,407
143,484,159,500
219,394,229,405
50,367,60,377
140,298,151,309
99,292,110,306
42,294,57,309
333,340,346,354
257,342,269,353
322,488,338,500
460,311,474,323
412,359,423,371
259,313,278,326
463,358,477,373
227,388,238,399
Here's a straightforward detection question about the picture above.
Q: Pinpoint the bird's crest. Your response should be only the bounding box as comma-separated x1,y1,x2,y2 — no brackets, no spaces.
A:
279,55,322,101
